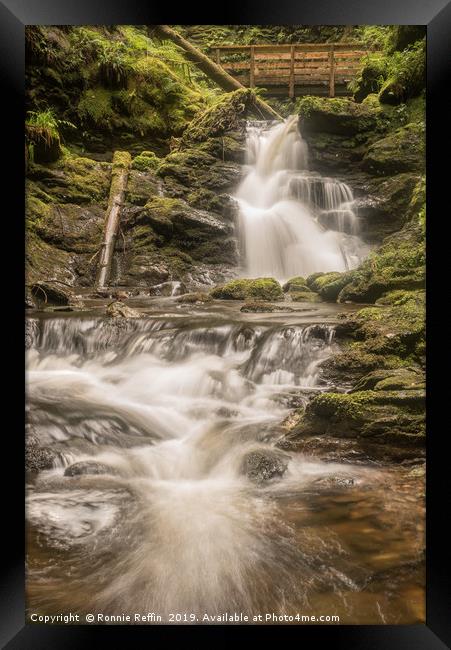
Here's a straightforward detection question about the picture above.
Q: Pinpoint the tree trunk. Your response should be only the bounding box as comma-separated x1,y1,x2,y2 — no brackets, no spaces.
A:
96,151,131,288
153,25,283,122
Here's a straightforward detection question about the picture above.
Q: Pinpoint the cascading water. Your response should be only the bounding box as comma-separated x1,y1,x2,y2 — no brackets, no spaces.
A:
26,308,423,623
235,116,369,280
26,115,418,625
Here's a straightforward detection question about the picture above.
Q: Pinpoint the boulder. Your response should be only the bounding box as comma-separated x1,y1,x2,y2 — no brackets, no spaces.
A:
210,278,283,301
298,97,380,136
362,123,425,175
26,434,56,472
287,389,425,447
64,461,114,477
240,449,290,484
31,280,75,305
176,292,212,304
106,301,141,318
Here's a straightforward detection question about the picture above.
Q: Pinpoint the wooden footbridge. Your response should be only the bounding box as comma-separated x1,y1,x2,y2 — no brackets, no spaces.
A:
210,43,374,98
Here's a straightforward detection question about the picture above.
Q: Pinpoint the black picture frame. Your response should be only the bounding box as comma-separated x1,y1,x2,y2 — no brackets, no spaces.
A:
2,1,450,647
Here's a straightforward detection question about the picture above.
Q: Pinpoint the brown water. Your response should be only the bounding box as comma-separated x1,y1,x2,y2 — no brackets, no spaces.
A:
26,298,425,624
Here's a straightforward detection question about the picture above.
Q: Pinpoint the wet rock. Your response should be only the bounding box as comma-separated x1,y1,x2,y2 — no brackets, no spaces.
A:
287,389,425,447
240,301,294,313
176,292,212,304
26,435,56,472
298,97,380,136
241,449,290,484
31,281,75,306
282,276,308,293
362,123,425,176
313,475,355,489
64,461,114,477
112,290,129,301
106,301,141,318
25,319,39,349
211,278,283,301
149,281,187,297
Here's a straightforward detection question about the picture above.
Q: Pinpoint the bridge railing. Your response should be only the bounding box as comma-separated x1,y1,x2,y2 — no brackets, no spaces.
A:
210,43,379,97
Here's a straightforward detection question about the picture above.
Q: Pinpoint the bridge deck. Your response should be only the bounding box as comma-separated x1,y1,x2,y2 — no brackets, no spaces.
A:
210,43,376,97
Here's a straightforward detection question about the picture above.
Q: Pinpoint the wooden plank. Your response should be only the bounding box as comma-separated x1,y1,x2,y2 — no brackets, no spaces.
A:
215,48,220,64
289,45,295,98
250,45,255,87
329,44,335,98
211,42,375,52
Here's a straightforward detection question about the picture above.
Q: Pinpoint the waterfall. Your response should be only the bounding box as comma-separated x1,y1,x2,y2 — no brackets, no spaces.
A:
235,116,369,280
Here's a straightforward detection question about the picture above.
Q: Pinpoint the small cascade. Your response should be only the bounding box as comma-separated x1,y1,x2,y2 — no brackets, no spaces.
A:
235,116,369,280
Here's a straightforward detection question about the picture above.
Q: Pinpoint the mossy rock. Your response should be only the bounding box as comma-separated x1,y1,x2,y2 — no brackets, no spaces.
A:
131,150,160,172
297,97,381,136
210,278,283,301
306,271,356,302
282,276,308,292
351,367,425,393
288,389,425,446
180,89,254,145
290,291,321,303
362,122,425,175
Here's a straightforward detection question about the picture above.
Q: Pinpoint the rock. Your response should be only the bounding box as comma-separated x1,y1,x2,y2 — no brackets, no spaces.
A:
287,389,425,447
25,319,39,349
313,475,355,489
31,281,75,305
26,434,56,472
240,449,290,484
64,461,114,477
176,292,212,304
350,367,425,393
240,301,294,313
210,278,283,301
290,291,322,303
282,276,308,292
362,123,425,175
149,281,187,297
106,301,141,318
298,97,380,136
113,290,129,301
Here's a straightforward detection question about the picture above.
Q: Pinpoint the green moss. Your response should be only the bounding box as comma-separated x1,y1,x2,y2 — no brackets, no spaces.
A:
290,291,321,303
282,276,308,292
362,122,425,175
297,97,381,135
210,278,283,301
131,151,160,172
78,87,113,127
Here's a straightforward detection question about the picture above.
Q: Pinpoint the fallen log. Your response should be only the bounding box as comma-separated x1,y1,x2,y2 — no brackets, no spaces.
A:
96,151,131,288
152,25,283,122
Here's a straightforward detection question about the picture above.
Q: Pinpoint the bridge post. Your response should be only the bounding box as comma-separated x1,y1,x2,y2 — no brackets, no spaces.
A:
289,45,295,99
215,48,220,65
328,44,335,97
250,46,255,88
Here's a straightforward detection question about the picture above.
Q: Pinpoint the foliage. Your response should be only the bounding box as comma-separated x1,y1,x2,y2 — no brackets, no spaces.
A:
25,109,75,162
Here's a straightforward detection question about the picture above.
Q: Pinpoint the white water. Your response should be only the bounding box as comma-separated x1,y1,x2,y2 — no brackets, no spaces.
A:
26,315,379,617
235,117,369,281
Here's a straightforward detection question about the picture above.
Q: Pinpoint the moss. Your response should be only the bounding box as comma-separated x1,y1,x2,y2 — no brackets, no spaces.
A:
282,276,308,292
210,278,283,301
289,388,425,446
362,122,425,175
180,89,254,145
131,150,160,172
297,97,381,135
308,271,342,292
78,87,113,127
290,291,322,303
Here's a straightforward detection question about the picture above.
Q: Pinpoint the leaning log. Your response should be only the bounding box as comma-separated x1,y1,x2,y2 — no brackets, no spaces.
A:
96,151,131,288
152,25,283,122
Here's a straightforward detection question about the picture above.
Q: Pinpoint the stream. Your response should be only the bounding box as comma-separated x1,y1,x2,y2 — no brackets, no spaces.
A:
26,118,424,624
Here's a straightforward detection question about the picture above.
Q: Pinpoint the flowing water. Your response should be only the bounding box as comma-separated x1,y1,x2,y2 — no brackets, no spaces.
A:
235,117,370,280
26,118,423,624
26,303,424,624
